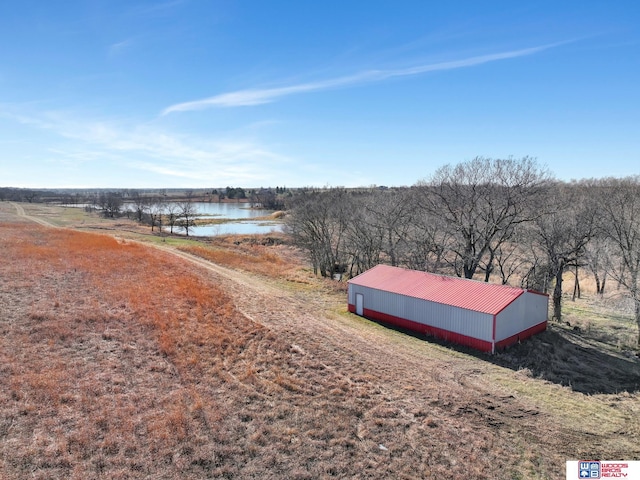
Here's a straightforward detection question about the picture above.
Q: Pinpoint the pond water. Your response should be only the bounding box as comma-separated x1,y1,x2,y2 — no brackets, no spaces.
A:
167,202,284,236
170,221,283,236
187,202,272,219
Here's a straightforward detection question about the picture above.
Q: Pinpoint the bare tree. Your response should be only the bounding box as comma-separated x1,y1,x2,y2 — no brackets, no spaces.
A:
98,191,123,218
286,189,351,278
343,193,386,276
598,176,640,345
584,235,614,295
165,202,180,234
416,157,551,279
403,203,451,273
520,244,552,292
363,188,414,267
487,226,533,285
532,181,598,321
148,199,165,232
130,190,149,223
178,201,197,236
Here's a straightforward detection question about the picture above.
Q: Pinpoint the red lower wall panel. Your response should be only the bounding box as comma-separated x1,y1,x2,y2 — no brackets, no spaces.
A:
349,304,493,353
494,321,547,351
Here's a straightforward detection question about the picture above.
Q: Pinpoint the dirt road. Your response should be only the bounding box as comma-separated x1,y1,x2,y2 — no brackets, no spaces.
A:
10,201,60,228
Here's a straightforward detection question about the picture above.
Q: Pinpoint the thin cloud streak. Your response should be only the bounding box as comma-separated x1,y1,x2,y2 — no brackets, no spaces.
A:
164,71,378,113
3,108,295,185
163,43,562,114
108,38,134,57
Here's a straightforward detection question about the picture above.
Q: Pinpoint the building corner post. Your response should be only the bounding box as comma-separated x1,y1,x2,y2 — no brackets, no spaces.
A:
491,314,497,354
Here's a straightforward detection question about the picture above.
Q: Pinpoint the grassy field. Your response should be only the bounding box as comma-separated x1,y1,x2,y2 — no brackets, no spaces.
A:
1,202,639,479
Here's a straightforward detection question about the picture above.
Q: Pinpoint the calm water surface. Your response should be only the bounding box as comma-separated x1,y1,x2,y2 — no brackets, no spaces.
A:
168,202,283,236
188,202,273,219
171,221,283,236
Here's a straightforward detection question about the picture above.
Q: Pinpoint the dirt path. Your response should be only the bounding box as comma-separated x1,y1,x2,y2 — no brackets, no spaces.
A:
10,202,60,228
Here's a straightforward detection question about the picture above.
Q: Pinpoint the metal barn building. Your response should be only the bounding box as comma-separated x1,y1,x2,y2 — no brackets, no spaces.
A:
347,265,548,353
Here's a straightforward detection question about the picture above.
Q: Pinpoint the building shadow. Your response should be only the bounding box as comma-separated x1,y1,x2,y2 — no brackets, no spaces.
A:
486,326,640,395
371,319,640,395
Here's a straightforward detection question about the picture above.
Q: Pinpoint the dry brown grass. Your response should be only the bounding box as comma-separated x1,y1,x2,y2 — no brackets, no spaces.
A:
175,234,347,295
179,242,286,278
0,224,239,478
1,203,640,479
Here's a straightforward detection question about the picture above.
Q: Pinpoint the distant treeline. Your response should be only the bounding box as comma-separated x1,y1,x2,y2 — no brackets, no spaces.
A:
0,186,290,210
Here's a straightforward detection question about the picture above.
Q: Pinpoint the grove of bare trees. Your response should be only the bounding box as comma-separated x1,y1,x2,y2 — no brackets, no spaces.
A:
415,156,550,280
598,177,640,345
285,158,640,344
97,191,123,218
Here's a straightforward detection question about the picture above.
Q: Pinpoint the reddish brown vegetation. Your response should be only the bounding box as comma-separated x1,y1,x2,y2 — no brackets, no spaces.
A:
180,244,285,279
177,235,295,280
1,224,240,478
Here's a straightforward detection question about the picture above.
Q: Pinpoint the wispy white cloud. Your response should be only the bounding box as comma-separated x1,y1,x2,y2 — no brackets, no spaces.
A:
2,107,296,185
163,43,564,114
163,71,378,113
108,38,134,57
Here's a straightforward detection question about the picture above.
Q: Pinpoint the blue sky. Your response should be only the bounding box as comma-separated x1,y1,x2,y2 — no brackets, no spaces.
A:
0,1,638,188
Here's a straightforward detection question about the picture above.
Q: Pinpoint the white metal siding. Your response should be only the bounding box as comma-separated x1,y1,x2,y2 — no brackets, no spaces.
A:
494,291,548,341
349,284,493,342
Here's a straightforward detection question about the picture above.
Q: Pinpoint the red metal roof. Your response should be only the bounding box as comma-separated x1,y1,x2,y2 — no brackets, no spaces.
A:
348,265,525,315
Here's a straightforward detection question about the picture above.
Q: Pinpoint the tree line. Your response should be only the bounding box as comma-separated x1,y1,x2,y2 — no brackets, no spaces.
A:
284,157,640,345
82,191,198,236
